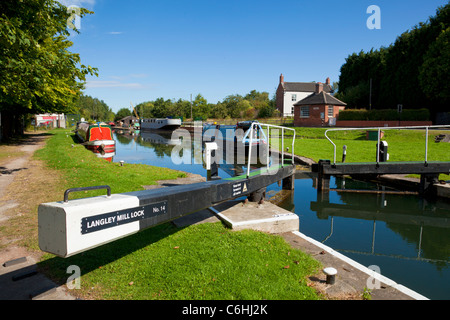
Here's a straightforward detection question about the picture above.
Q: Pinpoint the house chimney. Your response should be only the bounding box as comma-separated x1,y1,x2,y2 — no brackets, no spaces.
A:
280,74,284,84
316,82,323,94
326,77,330,85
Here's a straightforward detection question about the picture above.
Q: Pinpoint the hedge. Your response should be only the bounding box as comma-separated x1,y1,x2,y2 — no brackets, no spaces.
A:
338,109,430,121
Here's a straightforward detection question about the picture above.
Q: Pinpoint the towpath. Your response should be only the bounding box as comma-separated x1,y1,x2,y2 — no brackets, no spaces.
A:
0,132,76,300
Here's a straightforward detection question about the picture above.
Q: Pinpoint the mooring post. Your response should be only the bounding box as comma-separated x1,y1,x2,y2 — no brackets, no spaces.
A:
204,139,220,181
419,174,439,195
282,174,295,190
342,145,347,163
317,160,331,192
248,187,266,203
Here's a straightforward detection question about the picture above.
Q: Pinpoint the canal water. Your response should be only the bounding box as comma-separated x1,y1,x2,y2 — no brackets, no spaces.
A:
112,130,450,300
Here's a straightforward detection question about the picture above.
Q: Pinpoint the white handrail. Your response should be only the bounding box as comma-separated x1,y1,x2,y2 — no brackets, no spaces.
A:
324,125,450,165
247,123,296,178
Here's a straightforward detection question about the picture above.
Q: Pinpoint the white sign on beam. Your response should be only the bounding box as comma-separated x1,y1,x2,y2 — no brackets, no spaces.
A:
38,194,166,258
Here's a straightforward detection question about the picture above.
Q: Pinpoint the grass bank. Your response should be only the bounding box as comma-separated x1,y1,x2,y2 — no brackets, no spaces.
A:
34,128,187,197
36,129,323,300
286,127,450,180
40,223,322,300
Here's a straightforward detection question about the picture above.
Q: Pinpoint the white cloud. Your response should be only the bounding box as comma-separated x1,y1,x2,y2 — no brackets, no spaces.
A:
129,73,149,78
58,0,95,7
86,80,144,89
109,74,149,80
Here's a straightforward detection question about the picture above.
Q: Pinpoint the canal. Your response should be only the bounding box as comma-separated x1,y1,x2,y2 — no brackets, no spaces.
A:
112,130,450,300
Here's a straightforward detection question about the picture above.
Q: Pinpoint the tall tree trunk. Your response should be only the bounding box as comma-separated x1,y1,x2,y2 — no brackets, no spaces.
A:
0,108,24,141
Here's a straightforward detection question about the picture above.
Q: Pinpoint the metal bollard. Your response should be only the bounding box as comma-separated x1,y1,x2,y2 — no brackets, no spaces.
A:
323,267,337,285
342,145,347,163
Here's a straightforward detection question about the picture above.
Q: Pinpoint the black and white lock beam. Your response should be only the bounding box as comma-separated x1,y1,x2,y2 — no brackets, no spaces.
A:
38,165,295,258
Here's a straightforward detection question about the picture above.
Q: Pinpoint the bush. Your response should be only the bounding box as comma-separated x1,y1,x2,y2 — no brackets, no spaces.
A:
338,108,430,121
338,109,367,120
400,109,430,121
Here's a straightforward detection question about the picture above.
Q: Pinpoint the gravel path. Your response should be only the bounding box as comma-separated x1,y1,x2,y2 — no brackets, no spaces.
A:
0,133,76,300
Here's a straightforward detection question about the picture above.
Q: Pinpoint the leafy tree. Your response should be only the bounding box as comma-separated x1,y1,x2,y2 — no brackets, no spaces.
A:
174,99,192,119
236,99,253,118
132,89,276,121
75,95,113,122
419,27,450,103
192,94,209,120
337,3,449,113
244,90,269,108
152,98,174,118
134,101,154,118
115,108,131,121
338,48,387,109
222,94,244,118
210,102,228,119
257,103,276,118
0,0,97,139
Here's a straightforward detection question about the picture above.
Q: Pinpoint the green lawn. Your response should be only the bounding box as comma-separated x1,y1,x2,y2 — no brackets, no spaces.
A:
40,222,322,300
34,129,187,198
285,127,450,180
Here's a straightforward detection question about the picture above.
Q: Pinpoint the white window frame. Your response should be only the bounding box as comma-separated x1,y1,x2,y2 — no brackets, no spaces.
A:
300,106,310,118
328,106,334,117
291,94,297,102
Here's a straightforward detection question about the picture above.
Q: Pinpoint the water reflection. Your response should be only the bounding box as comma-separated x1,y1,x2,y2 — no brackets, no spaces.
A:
113,130,269,178
277,175,450,299
112,130,450,299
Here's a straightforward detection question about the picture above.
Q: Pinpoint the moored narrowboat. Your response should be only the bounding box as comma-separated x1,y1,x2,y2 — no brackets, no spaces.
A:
76,122,116,156
140,118,182,131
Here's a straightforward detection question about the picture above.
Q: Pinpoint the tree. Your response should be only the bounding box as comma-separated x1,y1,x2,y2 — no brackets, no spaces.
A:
337,3,449,113
134,101,154,118
152,98,174,118
132,89,277,121
174,99,191,119
210,102,228,119
75,95,113,122
222,94,244,118
115,108,131,121
419,27,450,105
192,94,209,120
0,0,97,139
257,103,275,118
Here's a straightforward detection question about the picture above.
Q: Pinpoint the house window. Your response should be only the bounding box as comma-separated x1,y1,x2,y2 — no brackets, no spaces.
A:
291,94,297,102
300,106,310,118
328,106,334,117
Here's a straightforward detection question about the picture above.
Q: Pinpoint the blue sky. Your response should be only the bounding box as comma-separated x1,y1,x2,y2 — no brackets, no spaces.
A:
60,0,448,113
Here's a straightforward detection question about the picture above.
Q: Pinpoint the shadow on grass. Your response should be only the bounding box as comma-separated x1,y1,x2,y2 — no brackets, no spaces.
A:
0,132,54,147
37,222,183,287
70,132,82,144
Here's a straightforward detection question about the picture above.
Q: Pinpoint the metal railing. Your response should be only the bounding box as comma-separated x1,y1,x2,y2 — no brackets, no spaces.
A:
325,125,450,165
247,123,296,178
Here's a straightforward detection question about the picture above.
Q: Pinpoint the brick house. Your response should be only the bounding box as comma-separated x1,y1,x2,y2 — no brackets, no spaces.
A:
276,74,334,117
293,82,346,127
